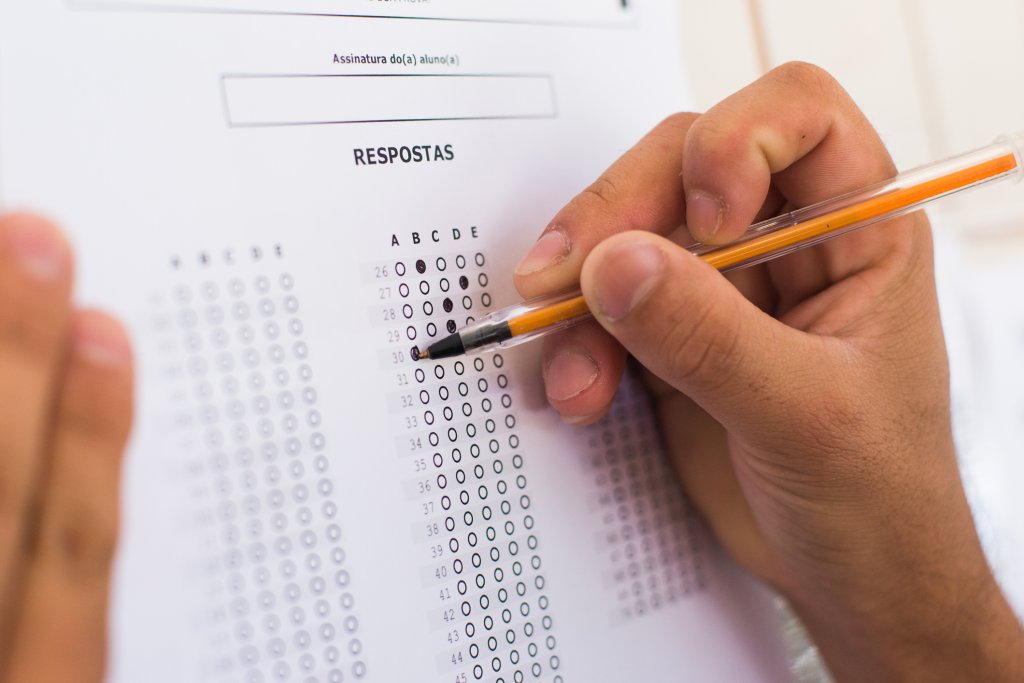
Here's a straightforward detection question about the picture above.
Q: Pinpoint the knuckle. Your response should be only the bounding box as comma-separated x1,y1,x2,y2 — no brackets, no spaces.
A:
645,114,694,162
770,61,838,97
569,175,651,234
46,503,118,580
655,111,698,135
580,175,618,207
684,116,746,169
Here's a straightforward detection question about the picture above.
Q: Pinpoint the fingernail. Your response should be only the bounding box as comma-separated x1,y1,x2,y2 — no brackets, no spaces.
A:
74,313,132,367
592,240,665,322
686,191,725,239
515,229,570,276
544,350,599,402
5,216,70,282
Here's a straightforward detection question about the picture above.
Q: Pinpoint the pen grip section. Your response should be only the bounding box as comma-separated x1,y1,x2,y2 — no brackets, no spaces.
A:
461,319,513,354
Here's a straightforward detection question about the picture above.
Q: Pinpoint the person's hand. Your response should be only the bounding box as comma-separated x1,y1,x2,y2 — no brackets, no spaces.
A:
514,62,1024,681
0,213,132,682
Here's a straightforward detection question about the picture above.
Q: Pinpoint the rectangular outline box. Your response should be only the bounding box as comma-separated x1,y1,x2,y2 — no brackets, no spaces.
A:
220,74,558,127
69,0,633,28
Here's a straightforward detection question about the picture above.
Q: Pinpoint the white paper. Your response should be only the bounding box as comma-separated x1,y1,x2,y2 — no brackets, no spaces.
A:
932,210,1024,620
0,3,789,681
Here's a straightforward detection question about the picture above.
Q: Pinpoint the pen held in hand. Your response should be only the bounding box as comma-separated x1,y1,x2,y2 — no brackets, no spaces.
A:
420,132,1024,361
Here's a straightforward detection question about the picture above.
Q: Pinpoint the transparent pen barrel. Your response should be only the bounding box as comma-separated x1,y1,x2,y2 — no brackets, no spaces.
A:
466,291,590,354
688,136,1024,272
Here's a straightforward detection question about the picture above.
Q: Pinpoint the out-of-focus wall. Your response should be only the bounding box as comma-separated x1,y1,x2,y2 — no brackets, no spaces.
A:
676,0,1024,630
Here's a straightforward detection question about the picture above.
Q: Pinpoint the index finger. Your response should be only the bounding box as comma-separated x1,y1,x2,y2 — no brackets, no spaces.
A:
684,61,898,246
513,112,696,298
682,62,932,311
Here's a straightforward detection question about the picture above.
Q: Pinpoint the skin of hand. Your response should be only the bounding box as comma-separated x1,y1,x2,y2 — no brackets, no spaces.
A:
0,213,133,682
514,62,1024,681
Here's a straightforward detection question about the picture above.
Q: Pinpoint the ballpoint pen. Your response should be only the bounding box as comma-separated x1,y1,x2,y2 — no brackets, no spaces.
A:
419,132,1024,361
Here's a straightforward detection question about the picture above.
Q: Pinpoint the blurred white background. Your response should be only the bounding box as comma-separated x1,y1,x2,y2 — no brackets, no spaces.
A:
675,0,1024,678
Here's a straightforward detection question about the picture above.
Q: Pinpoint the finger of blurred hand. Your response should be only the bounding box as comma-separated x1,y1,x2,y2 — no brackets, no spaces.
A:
513,113,697,299
540,321,625,425
6,310,133,683
0,214,73,619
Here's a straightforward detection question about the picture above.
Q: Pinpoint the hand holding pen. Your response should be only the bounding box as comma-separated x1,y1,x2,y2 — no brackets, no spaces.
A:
441,63,1024,680
424,134,1022,361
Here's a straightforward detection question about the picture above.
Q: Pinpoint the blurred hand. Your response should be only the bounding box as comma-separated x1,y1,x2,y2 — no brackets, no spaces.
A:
0,213,132,682
515,63,1024,681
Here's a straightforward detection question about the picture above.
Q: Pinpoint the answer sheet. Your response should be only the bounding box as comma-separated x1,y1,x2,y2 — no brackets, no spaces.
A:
0,2,788,681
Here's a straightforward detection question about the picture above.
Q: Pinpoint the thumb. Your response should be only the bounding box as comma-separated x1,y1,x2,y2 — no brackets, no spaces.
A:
580,231,820,431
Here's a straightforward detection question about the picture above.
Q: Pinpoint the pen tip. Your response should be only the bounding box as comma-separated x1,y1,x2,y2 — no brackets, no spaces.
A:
419,333,466,361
